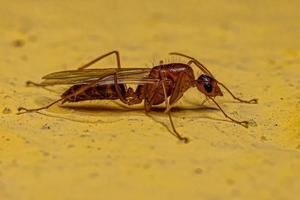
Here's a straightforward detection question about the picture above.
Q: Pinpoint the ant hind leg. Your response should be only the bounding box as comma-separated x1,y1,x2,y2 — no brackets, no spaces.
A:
78,50,121,70
17,98,63,115
26,81,47,87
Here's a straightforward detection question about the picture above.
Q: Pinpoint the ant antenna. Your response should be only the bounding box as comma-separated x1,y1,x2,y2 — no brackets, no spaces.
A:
169,52,214,77
216,81,258,104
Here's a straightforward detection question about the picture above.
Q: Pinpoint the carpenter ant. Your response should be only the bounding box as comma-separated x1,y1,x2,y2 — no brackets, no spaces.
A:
18,51,257,143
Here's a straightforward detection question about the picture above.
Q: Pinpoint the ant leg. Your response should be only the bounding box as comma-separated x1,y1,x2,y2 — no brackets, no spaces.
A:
23,51,122,89
26,81,47,87
113,73,130,104
112,72,142,105
25,81,58,93
161,80,189,143
143,78,189,142
167,72,192,112
78,50,121,70
216,81,258,104
17,98,64,115
18,76,111,115
209,97,249,128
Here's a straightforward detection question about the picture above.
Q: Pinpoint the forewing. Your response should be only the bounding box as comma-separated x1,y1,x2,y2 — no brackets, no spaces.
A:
40,68,152,86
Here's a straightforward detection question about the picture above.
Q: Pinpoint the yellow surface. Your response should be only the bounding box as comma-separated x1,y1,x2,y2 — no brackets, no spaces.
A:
0,0,300,199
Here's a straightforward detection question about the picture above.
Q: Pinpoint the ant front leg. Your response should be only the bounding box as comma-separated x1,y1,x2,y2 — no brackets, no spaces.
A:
160,72,189,143
217,81,258,104
143,78,189,143
209,97,249,128
78,50,121,70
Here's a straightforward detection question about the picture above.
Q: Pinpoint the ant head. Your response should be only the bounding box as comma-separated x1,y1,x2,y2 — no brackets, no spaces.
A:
195,74,223,97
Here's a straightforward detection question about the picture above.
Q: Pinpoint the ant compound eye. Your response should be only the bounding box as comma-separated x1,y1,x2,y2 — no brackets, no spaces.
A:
204,83,213,93
198,74,210,81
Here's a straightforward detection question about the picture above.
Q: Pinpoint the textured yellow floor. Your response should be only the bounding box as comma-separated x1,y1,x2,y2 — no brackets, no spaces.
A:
1,0,300,200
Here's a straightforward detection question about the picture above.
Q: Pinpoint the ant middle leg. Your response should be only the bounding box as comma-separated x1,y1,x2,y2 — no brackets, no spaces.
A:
78,50,121,70
113,73,128,104
112,73,142,105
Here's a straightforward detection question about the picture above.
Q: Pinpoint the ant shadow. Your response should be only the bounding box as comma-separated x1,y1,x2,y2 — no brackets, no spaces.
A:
33,99,238,129
145,107,240,136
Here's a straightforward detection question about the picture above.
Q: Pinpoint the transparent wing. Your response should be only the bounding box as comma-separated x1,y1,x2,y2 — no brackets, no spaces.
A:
40,68,153,86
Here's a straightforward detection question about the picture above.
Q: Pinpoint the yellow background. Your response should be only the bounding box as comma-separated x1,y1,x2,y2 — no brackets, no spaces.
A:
0,0,300,199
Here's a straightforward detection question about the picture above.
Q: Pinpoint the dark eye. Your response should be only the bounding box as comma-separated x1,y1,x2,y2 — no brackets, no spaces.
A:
204,83,213,93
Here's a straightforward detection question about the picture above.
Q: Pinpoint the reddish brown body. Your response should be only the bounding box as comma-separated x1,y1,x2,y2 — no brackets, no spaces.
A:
18,51,257,143
62,63,196,110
